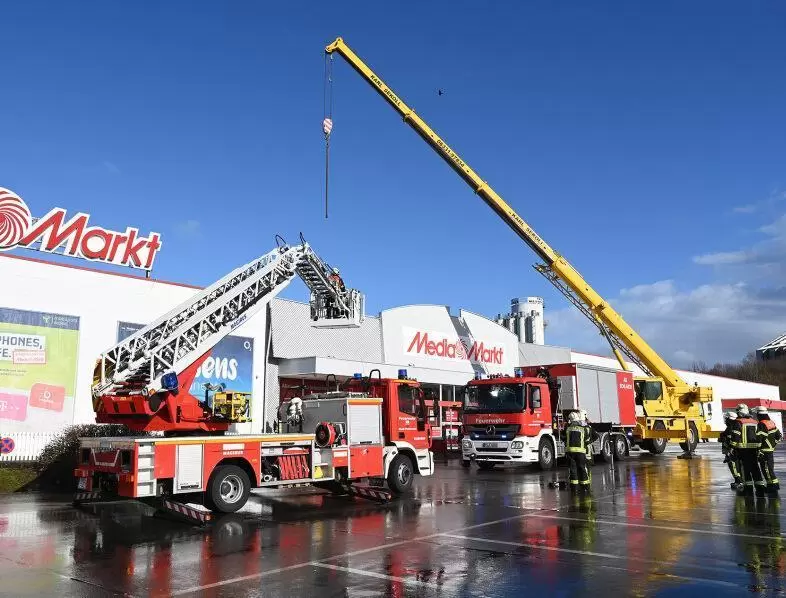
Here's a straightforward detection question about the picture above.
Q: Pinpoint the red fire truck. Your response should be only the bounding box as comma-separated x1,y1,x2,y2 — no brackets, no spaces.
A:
74,238,433,523
460,363,636,470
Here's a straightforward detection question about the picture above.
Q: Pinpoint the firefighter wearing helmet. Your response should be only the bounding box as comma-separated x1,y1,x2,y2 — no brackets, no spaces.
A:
325,266,346,318
565,410,598,492
720,412,742,489
755,406,782,495
731,404,766,496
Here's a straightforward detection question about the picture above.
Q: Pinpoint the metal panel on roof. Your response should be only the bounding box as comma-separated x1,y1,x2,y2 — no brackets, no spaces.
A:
269,299,383,362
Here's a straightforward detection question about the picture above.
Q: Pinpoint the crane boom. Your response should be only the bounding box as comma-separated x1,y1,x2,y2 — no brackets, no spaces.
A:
325,37,710,404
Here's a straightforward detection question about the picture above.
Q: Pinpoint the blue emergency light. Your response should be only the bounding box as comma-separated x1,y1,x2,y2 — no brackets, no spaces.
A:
353,373,363,380
398,369,408,379
474,371,483,380
161,372,178,391
514,367,524,377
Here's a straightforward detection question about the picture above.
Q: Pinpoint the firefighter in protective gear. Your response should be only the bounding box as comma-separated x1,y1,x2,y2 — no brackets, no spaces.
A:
755,406,782,495
565,411,599,492
324,267,346,318
720,411,742,489
731,404,766,496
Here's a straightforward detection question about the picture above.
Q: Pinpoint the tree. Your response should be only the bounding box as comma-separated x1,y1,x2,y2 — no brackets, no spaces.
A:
693,353,786,400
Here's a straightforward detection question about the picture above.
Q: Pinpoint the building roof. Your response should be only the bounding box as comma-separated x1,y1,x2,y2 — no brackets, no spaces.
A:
721,398,786,412
758,332,786,358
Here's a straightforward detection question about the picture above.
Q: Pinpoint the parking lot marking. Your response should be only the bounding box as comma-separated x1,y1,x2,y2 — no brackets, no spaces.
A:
312,563,451,588
527,513,786,540
169,510,541,595
442,534,740,588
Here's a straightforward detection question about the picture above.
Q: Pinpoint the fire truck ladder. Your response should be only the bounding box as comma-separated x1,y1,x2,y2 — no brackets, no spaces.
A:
92,236,364,398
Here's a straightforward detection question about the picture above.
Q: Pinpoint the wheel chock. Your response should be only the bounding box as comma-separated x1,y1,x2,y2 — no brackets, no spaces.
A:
348,485,392,503
73,491,106,506
152,498,212,525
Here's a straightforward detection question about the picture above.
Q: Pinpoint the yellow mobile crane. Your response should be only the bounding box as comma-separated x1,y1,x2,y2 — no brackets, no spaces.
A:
325,37,716,454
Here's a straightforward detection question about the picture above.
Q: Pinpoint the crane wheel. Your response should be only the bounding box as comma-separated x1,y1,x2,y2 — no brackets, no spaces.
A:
646,421,668,455
679,421,699,454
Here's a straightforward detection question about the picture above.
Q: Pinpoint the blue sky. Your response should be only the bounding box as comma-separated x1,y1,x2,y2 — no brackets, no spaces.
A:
2,1,785,366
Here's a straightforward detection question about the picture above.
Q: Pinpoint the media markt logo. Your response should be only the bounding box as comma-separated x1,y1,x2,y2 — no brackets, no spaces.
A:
405,328,505,365
0,187,162,270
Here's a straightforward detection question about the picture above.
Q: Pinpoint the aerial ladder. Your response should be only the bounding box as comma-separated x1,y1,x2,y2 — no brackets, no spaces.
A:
324,38,716,453
91,234,364,434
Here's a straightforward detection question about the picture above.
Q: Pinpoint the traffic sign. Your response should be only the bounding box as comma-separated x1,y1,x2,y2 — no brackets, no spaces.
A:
0,437,14,454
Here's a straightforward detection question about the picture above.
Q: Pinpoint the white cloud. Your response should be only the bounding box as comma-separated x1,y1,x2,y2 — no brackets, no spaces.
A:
175,219,201,237
731,189,786,215
544,202,786,369
693,250,751,266
546,280,786,368
692,213,786,283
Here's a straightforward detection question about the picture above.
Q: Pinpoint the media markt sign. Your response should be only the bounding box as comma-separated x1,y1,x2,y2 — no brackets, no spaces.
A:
403,326,505,365
0,187,162,271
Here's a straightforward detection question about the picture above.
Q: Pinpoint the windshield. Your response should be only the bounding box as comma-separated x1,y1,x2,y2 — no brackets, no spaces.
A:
464,384,525,414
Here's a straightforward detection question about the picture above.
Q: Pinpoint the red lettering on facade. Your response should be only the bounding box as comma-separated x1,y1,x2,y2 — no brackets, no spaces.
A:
406,330,504,365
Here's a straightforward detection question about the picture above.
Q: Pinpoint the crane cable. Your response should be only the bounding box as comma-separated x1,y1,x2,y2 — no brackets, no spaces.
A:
323,54,334,219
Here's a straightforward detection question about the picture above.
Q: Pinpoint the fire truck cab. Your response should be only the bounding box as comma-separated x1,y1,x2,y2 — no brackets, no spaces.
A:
461,371,557,470
461,364,637,470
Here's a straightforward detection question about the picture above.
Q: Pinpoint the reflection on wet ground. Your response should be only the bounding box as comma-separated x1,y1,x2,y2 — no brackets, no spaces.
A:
1,445,785,596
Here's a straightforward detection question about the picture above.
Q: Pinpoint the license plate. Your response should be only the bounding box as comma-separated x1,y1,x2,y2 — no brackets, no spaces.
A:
77,477,87,490
481,442,501,449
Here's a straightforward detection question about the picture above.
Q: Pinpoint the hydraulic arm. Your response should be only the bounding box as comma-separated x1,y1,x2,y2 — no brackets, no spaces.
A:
325,38,712,434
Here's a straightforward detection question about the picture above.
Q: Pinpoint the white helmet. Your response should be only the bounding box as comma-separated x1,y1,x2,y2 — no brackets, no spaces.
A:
757,406,768,416
332,267,339,274
568,411,580,423
724,411,737,421
736,404,750,417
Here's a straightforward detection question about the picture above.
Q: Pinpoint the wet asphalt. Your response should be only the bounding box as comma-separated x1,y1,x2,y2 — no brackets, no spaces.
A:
1,444,785,597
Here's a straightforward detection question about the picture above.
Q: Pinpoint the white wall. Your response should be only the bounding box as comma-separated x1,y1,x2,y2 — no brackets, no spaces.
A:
0,255,269,433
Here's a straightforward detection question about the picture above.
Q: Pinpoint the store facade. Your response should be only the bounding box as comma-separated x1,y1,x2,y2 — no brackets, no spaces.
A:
0,253,781,459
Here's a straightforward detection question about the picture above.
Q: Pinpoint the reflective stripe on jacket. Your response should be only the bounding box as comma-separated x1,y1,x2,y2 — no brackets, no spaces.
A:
757,418,783,452
566,424,589,453
731,417,761,449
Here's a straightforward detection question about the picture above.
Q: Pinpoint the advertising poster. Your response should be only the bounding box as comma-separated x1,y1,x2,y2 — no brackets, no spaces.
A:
0,307,80,433
117,322,254,399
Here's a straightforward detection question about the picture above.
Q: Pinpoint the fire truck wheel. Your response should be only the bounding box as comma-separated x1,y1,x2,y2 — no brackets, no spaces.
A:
461,459,471,469
206,465,251,513
387,454,414,495
600,433,614,464
538,438,555,470
613,434,628,460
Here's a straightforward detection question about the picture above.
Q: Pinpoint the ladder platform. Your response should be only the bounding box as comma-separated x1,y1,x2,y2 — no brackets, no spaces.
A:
311,316,362,329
